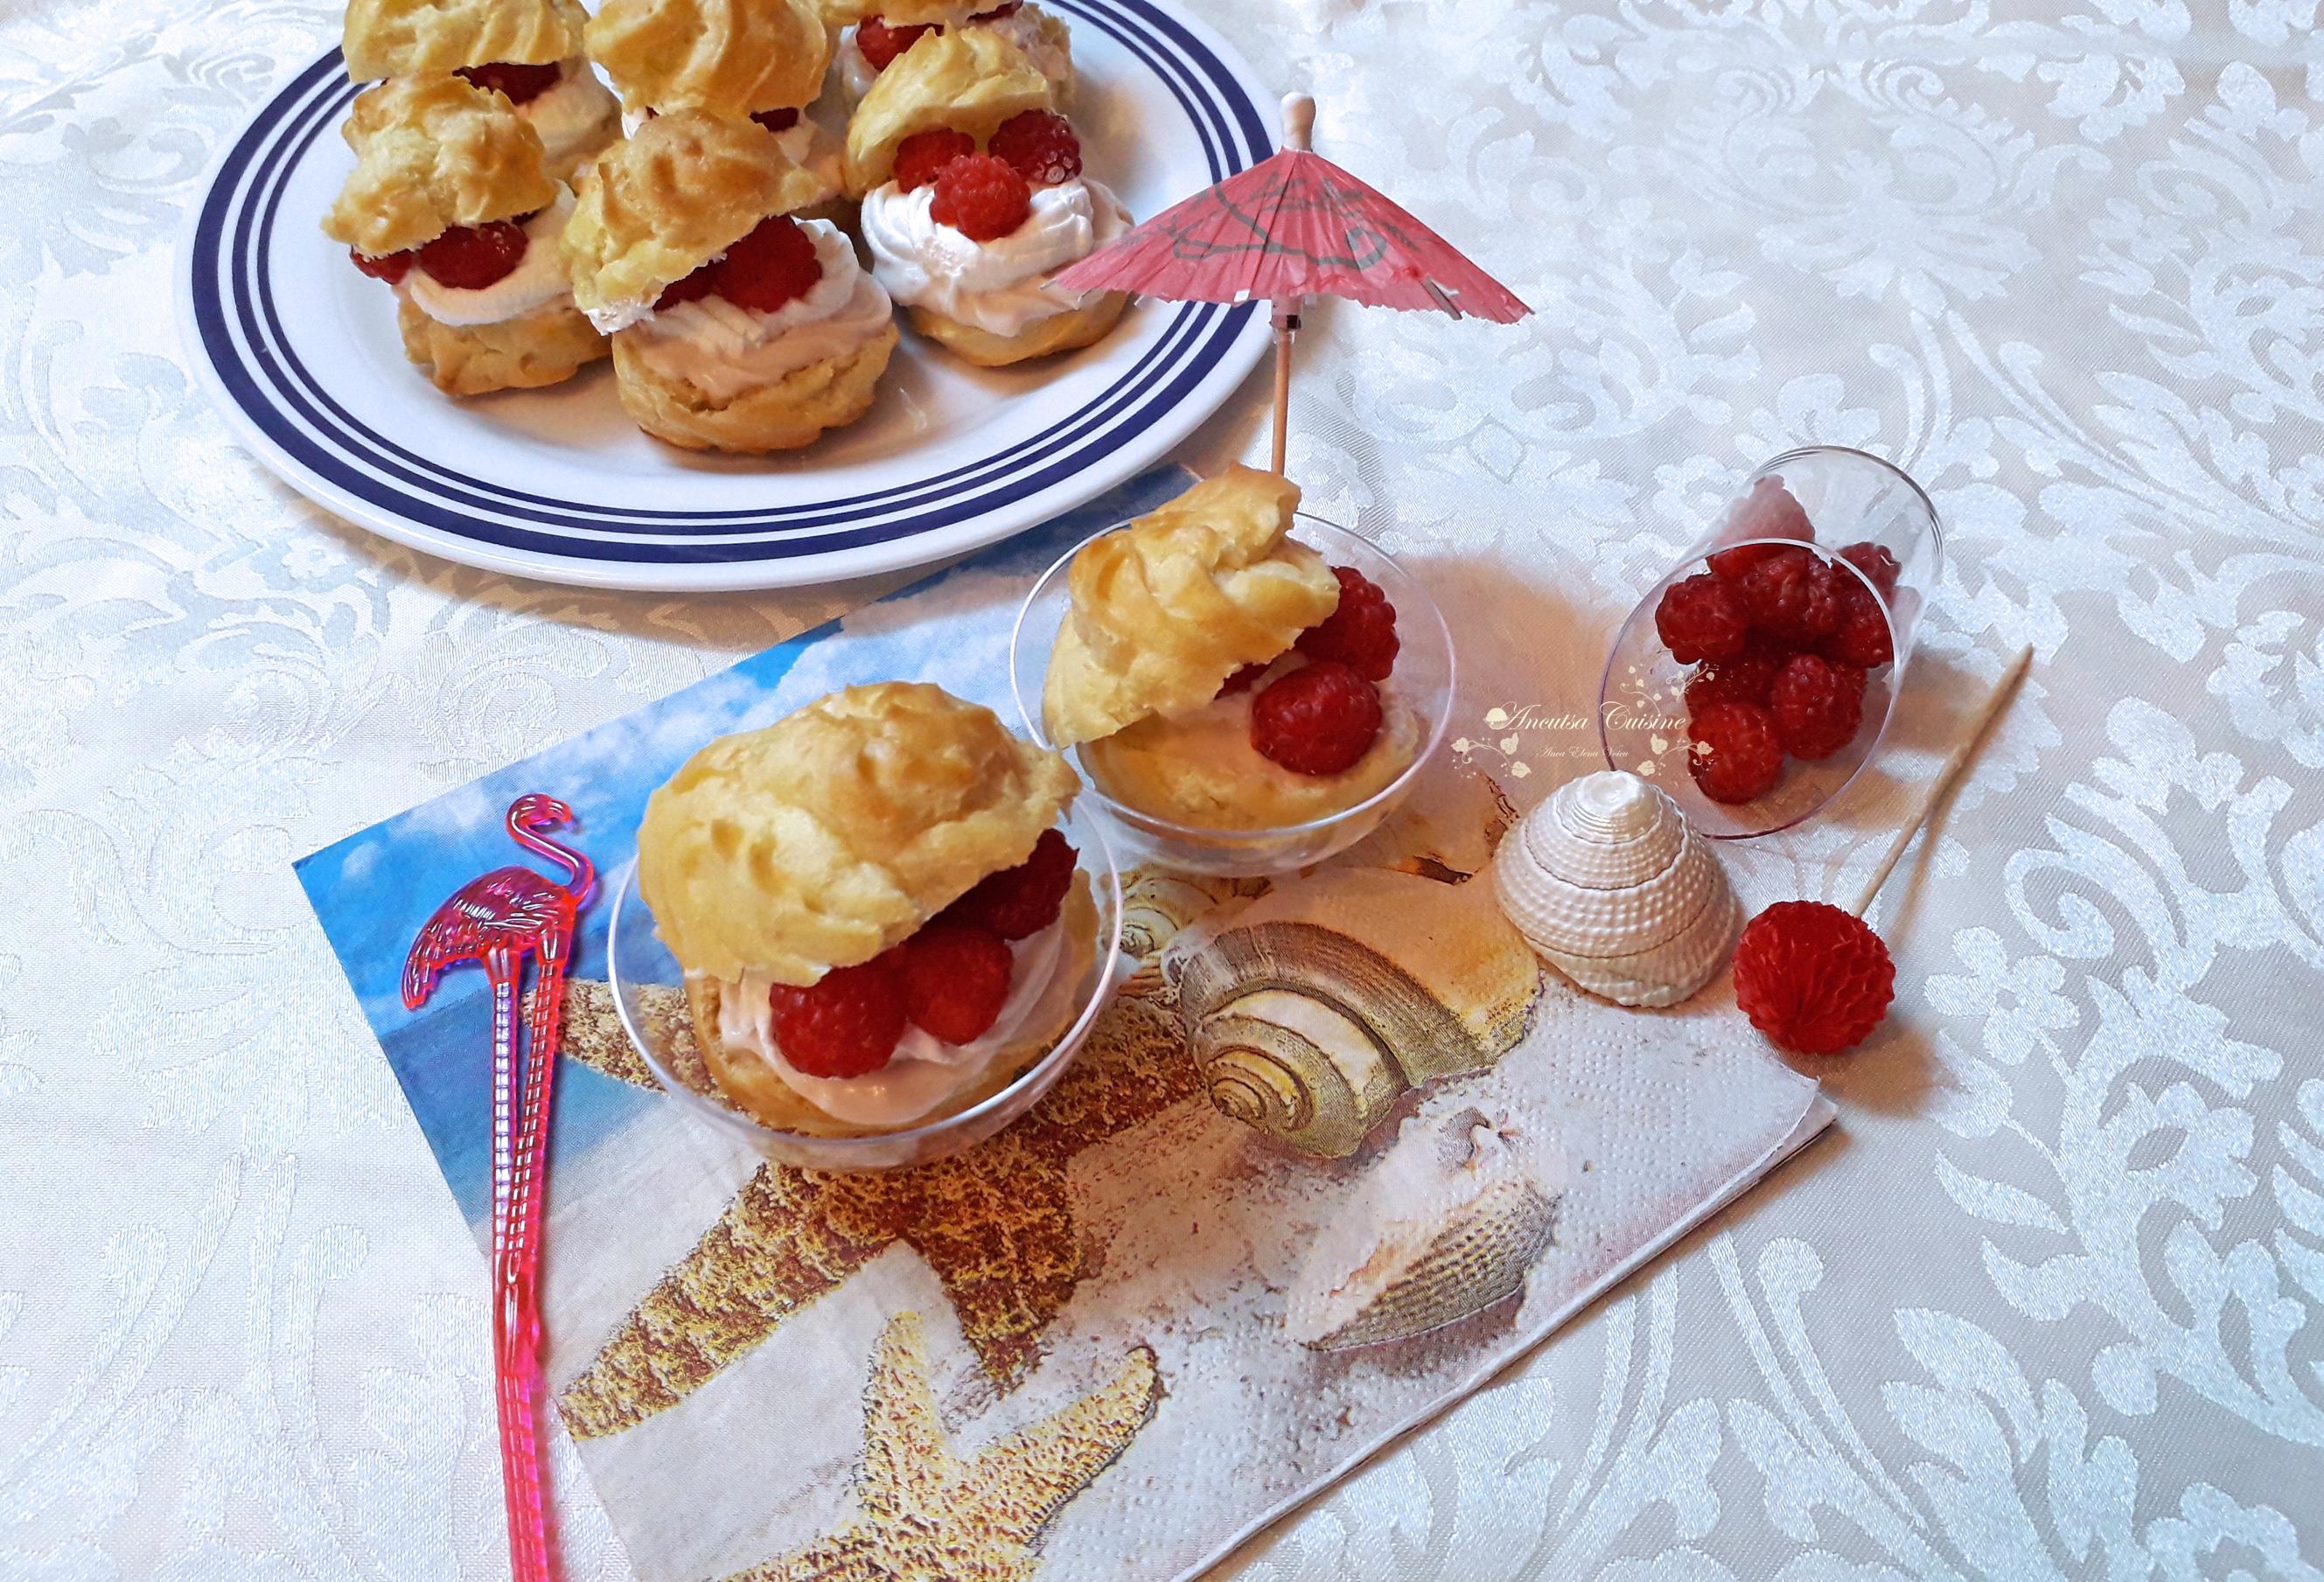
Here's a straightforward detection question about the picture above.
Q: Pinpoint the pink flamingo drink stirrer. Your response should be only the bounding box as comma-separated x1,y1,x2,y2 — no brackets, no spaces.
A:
402,793,595,1582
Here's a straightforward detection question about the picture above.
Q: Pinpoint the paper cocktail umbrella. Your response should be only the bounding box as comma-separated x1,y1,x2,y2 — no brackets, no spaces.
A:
1052,92,1529,472
1733,647,2034,1056
403,794,595,1582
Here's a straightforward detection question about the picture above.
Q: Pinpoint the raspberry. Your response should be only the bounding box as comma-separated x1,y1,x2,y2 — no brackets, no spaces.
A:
1295,566,1399,680
988,109,1081,187
1252,660,1382,776
1654,572,1748,664
1732,900,1896,1056
893,127,976,192
1216,662,1269,697
457,61,562,105
1822,577,1895,668
855,15,935,71
1685,700,1783,804
714,213,824,312
655,261,719,310
1707,477,1815,580
1838,540,1901,600
900,922,1015,1043
351,246,413,284
1768,652,1865,761
930,153,1031,240
1683,644,1785,712
767,951,906,1077
941,827,1078,940
751,107,801,133
1734,546,1840,643
415,220,530,289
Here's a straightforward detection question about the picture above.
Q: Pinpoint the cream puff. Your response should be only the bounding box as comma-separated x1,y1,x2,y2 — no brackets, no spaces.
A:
848,31,1127,366
343,0,619,181
585,0,850,222
831,0,1071,108
639,682,1098,1137
1045,467,1422,832
323,75,609,396
562,110,898,452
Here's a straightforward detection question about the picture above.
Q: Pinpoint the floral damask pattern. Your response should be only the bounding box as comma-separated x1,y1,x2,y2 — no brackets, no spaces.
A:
3,1,2321,1578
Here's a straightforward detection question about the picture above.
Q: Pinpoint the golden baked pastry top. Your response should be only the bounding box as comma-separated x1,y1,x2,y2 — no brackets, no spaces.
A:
561,110,828,309
344,0,588,80
1043,466,1342,748
322,74,559,257
842,27,1051,194
639,681,1080,984
585,0,830,117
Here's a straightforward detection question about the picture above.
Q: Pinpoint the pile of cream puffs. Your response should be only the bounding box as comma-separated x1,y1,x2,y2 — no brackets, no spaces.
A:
325,0,1130,452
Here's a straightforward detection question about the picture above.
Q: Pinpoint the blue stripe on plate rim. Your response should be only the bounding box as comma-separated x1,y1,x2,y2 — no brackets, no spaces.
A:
183,0,1273,574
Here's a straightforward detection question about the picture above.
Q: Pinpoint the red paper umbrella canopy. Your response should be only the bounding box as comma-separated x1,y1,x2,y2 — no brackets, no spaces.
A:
1053,147,1531,322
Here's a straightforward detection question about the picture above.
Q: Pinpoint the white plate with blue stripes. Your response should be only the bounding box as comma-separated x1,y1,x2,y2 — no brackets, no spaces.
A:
178,0,1273,591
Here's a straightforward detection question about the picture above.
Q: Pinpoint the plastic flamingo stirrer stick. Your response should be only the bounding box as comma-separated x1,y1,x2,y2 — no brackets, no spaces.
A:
402,794,596,1582
1733,647,2034,1056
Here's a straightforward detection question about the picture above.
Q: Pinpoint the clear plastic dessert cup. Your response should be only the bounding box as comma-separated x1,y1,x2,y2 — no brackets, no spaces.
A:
1009,514,1455,877
1599,446,1943,839
605,800,1125,1171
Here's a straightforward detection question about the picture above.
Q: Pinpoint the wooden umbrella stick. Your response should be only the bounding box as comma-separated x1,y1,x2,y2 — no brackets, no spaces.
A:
1850,645,2034,919
1270,94,1316,478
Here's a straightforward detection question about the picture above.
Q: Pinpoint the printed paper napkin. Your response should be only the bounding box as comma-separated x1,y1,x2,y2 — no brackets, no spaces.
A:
297,467,1832,1581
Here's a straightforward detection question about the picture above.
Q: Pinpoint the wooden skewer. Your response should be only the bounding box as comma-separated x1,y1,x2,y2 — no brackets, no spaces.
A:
1850,645,2034,919
1270,94,1316,477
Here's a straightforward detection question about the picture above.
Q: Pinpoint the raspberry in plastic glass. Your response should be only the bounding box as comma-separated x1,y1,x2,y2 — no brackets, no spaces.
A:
1599,445,1943,839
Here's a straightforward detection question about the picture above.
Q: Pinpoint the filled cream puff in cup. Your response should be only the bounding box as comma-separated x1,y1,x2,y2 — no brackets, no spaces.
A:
638,683,1099,1137
1043,467,1424,831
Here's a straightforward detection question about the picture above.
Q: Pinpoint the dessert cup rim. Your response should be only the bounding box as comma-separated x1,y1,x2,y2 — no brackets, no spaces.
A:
604,805,1126,1165
1754,443,1946,575
1008,511,1455,846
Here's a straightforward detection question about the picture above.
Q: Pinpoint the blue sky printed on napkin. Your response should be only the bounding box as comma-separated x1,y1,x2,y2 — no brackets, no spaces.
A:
295,468,1195,1228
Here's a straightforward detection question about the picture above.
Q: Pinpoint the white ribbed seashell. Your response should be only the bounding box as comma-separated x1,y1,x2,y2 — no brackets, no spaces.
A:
1284,1106,1565,1350
1491,770,1741,1008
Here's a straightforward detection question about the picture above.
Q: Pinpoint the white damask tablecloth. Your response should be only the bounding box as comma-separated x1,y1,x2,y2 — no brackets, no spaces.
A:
7,1,2323,1577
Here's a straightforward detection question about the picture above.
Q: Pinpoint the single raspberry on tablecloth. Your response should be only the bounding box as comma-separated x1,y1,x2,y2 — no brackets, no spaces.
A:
989,109,1082,187
1707,477,1815,580
941,827,1078,939
1295,565,1399,679
415,220,529,289
1655,571,1748,664
1685,700,1783,804
1734,546,1840,643
1733,900,1895,1055
932,153,1032,241
767,951,907,1077
1769,652,1864,760
715,214,823,312
1252,660,1383,775
901,922,1015,1043
895,127,976,191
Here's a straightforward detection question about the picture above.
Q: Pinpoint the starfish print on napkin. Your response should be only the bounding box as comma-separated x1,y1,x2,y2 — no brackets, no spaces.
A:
722,1309,1162,1581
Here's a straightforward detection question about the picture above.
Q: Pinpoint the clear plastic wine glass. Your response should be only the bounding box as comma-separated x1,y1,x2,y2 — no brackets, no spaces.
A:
1598,446,1944,839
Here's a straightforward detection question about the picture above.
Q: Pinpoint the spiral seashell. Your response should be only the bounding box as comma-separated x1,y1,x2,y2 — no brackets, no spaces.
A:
1491,770,1741,1008
1117,866,1268,966
1285,1107,1565,1349
1163,870,1540,1158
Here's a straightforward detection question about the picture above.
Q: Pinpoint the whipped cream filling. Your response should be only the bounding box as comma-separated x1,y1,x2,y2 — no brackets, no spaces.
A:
619,219,894,400
707,913,1073,1128
524,60,618,171
400,186,579,328
862,174,1127,338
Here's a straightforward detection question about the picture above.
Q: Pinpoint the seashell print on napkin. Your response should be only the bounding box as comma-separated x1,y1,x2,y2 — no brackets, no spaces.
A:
296,467,1832,1582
